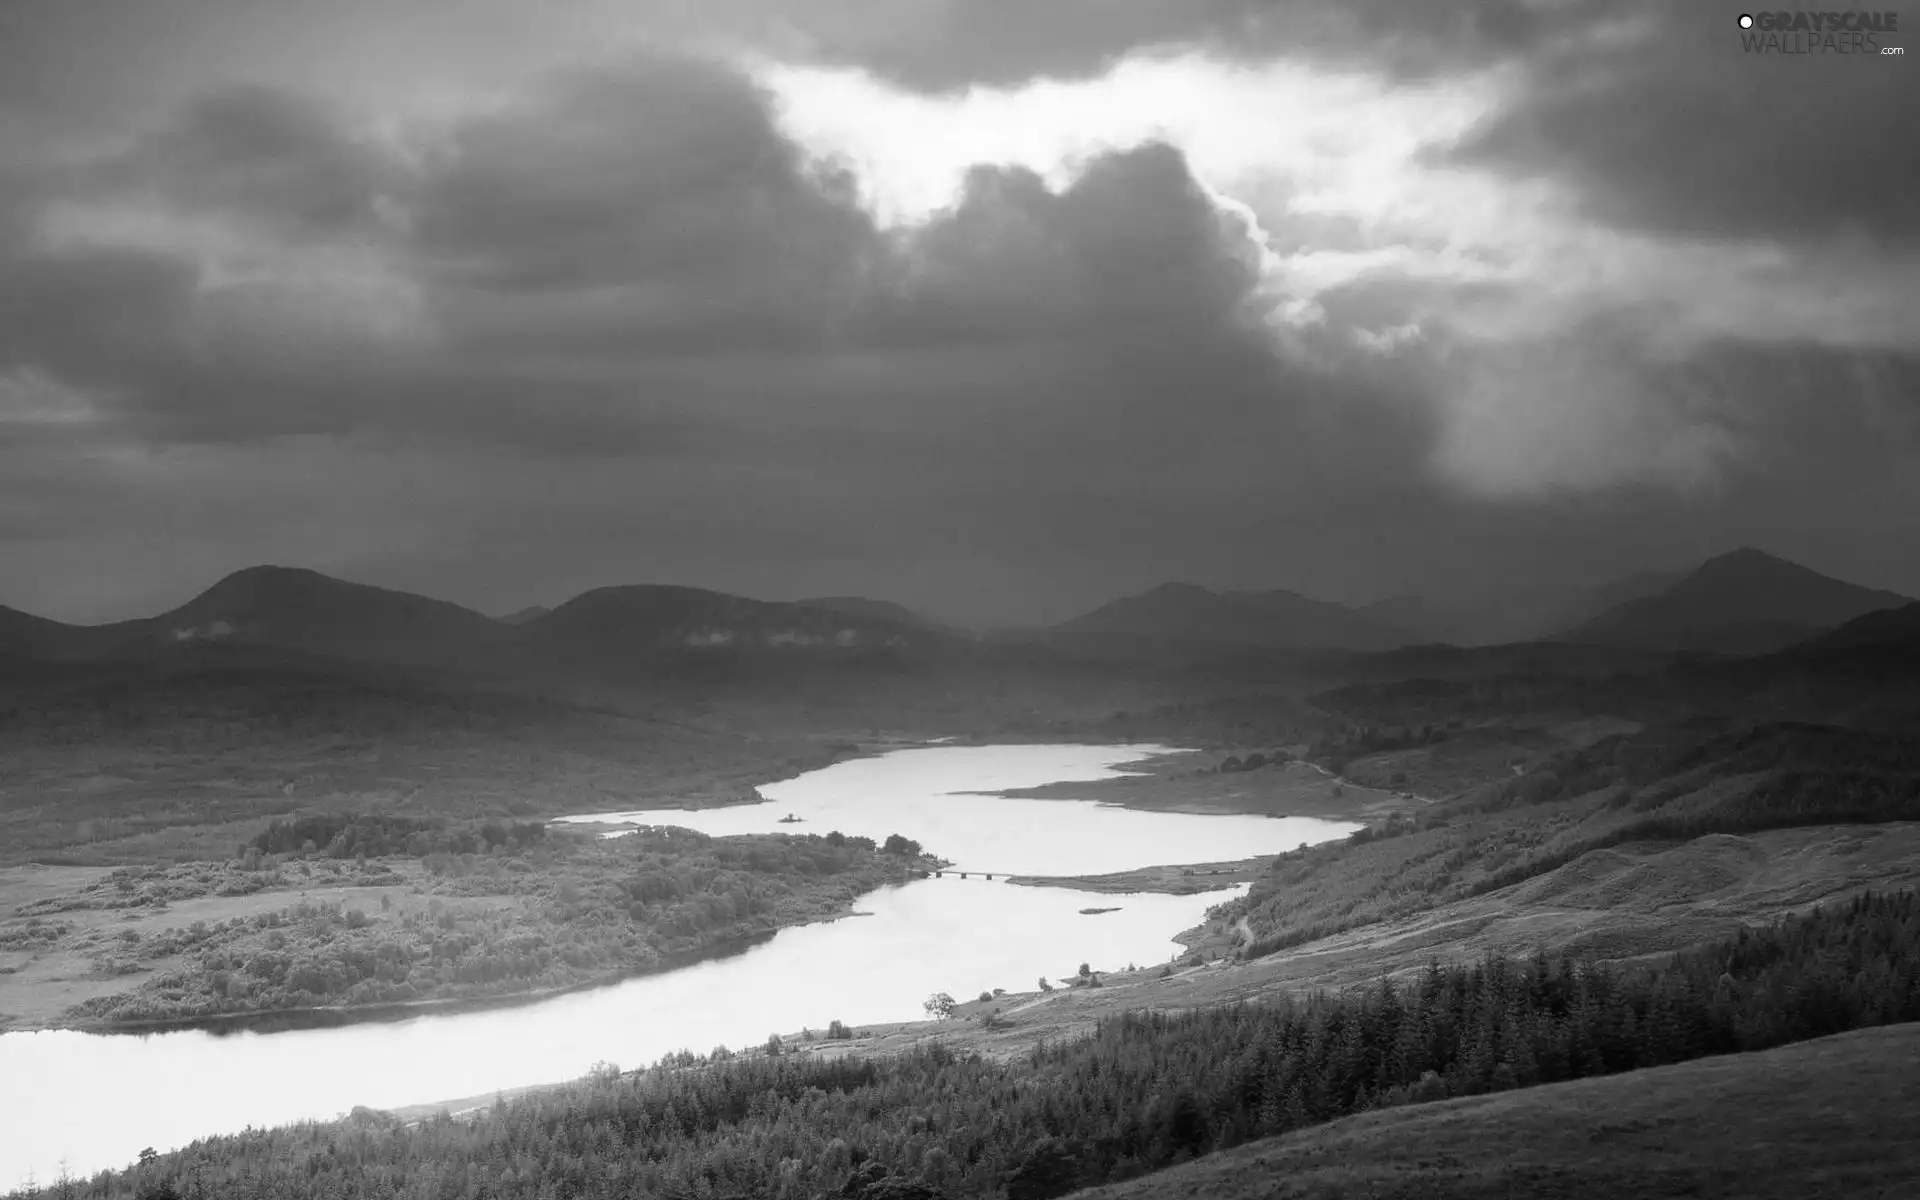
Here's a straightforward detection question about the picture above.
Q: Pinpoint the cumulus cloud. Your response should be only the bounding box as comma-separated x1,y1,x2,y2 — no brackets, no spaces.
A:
0,4,1915,618
3,52,1369,455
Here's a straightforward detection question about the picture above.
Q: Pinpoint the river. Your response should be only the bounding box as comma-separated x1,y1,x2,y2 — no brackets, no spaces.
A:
0,743,1356,1188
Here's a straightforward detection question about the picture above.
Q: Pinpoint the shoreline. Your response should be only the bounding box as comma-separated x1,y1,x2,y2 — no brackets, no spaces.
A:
1,851,944,1037
5,930,786,1037
382,955,1250,1126
1004,857,1267,894
967,753,1418,824
0,736,1317,1038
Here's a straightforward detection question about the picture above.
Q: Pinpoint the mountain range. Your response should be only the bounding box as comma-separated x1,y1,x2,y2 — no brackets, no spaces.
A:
1358,567,1686,646
1058,548,1908,657
0,567,969,683
2,548,1909,681
1553,548,1912,655
1049,582,1426,654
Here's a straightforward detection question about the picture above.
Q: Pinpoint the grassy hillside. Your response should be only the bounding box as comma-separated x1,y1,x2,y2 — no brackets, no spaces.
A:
1220,719,1920,958
1072,1021,1920,1200
0,659,835,865
27,887,1917,1198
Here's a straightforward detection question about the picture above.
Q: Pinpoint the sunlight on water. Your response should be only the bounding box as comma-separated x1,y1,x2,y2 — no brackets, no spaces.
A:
0,744,1356,1187
560,743,1350,876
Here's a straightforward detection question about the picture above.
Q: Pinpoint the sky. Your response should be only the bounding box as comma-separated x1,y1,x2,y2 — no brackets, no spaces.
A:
2,0,1916,626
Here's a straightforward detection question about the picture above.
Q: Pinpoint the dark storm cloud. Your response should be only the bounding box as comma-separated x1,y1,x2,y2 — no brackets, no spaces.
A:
2,49,1410,475
413,59,890,366
0,57,870,446
100,85,408,241
879,147,1265,347
415,57,879,300
1446,3,1920,244
0,246,198,389
4,7,1918,622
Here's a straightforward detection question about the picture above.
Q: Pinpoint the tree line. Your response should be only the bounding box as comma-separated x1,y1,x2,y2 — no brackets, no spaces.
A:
36,888,1920,1200
246,814,551,861
65,825,926,1026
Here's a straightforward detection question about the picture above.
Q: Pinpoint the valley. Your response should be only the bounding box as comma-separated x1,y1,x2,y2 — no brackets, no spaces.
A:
1,550,1918,1196
6,7,1916,1193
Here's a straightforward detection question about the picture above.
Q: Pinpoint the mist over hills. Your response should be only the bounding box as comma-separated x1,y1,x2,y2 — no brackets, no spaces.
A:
518,584,960,675
1050,581,1426,653
1035,547,1907,661
1554,547,1913,654
497,606,552,626
0,569,980,697
1,547,1908,688
796,596,966,638
1800,601,1920,653
1357,568,1684,647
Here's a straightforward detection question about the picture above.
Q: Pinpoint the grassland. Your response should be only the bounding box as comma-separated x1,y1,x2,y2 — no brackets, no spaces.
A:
1072,1022,1920,1200
0,663,858,866
0,825,931,1030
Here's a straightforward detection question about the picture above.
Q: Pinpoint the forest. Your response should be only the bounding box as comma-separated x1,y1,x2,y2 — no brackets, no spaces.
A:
55,823,926,1026
244,814,552,861
27,888,1919,1200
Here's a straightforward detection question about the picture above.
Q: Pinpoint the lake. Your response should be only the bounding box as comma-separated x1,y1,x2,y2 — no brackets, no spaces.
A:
0,743,1357,1188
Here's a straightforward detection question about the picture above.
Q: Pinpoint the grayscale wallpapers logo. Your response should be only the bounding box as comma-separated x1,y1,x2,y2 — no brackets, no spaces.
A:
1738,10,1905,53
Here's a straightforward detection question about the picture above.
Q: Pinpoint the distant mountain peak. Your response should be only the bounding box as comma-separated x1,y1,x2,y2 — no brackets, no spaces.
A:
1696,547,1804,574
224,563,319,579
1558,547,1910,655
526,583,959,661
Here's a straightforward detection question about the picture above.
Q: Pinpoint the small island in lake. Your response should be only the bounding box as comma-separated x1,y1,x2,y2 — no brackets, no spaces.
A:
1079,906,1122,915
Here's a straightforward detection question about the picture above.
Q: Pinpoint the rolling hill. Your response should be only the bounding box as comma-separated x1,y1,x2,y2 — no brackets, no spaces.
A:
1053,582,1423,654
1556,547,1910,654
0,570,981,684
1072,1023,1920,1200
135,565,526,673
1794,600,1920,654
1360,568,1683,647
518,583,964,667
0,604,87,660
797,595,967,638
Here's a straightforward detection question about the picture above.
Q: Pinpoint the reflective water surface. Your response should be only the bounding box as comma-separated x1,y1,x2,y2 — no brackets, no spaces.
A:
0,743,1356,1187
